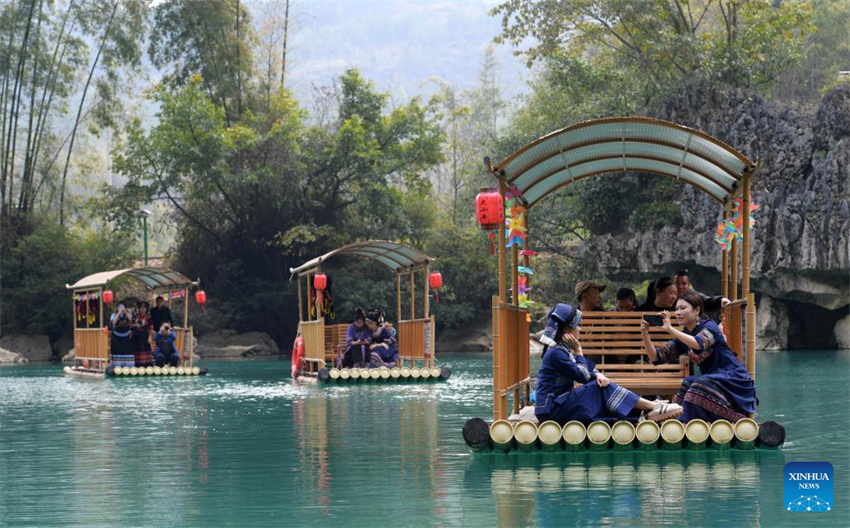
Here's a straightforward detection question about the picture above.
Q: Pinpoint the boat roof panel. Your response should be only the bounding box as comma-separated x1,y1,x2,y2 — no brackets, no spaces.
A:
290,240,435,274
67,267,196,291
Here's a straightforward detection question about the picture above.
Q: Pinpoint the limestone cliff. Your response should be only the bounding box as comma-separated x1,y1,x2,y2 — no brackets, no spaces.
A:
582,83,850,349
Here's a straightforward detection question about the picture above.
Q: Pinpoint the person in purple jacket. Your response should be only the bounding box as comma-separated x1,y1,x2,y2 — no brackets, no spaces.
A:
343,308,372,368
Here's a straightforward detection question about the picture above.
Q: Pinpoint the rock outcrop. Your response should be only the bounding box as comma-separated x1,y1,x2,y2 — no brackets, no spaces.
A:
0,334,53,361
583,82,850,349
196,330,281,359
0,348,28,364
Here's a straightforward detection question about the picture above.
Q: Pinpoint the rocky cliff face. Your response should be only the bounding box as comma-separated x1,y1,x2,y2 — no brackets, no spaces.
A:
583,83,850,349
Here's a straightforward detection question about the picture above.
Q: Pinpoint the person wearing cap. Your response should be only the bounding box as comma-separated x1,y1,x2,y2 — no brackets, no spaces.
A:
150,296,174,334
535,303,683,425
343,307,372,368
575,280,606,312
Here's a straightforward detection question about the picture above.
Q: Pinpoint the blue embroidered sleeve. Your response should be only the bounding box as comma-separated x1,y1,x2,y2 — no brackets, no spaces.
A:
550,348,596,384
653,339,686,365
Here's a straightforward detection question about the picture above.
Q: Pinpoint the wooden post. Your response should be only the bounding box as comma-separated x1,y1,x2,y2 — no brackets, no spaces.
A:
742,170,752,297
315,266,322,321
492,295,503,421
85,291,90,328
183,288,189,328
396,272,402,323
498,177,507,303
410,266,415,320
721,211,729,300
306,272,313,321
297,274,303,323
730,239,738,301
522,212,531,404
747,292,756,381
511,245,519,306
99,287,104,329
424,264,430,318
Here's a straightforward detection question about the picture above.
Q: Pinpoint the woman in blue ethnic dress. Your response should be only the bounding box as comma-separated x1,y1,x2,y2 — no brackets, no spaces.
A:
535,303,683,425
366,308,398,368
640,290,757,422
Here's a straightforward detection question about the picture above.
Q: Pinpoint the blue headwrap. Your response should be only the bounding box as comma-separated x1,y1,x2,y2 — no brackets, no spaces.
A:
540,303,582,347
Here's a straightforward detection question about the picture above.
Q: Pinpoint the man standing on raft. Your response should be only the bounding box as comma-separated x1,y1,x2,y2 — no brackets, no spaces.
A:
535,304,683,425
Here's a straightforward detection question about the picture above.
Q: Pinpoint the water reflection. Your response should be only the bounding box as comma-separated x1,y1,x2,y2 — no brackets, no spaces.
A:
469,450,784,528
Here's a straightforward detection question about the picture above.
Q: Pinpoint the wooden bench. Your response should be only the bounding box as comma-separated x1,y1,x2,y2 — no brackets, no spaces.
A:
580,311,690,397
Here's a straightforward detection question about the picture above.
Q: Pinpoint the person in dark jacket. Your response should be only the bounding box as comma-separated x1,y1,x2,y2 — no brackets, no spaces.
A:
672,270,730,312
150,296,174,334
534,303,683,425
154,323,180,367
343,308,372,368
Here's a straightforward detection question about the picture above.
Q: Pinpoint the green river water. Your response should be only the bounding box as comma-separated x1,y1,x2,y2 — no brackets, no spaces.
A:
1,350,847,527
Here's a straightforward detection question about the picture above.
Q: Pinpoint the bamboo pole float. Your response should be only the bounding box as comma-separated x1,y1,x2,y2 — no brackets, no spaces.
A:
329,368,340,382
757,420,786,448
635,420,660,451
709,419,735,449
514,421,539,452
490,419,515,453
438,366,452,380
379,367,390,380
390,367,401,380
349,368,361,381
410,266,415,320
734,418,759,449
369,368,381,381
685,419,710,450
359,368,371,381
660,420,685,450
420,367,431,380
339,368,351,381
410,367,421,380
730,239,739,301
429,367,440,379
611,421,636,451
586,421,612,451
562,420,587,451
462,417,492,452
400,367,411,381
537,421,563,451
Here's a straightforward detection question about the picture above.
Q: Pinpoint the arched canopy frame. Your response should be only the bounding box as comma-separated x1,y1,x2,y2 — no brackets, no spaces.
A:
67,266,198,292
493,116,756,208
289,240,435,276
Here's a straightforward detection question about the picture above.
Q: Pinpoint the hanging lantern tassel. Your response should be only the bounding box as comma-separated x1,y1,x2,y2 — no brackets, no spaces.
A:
488,232,496,255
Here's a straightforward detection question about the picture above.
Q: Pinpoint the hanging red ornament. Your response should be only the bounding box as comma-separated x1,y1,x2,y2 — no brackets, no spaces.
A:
313,274,327,304
195,290,207,312
102,290,114,304
429,272,443,303
475,189,505,230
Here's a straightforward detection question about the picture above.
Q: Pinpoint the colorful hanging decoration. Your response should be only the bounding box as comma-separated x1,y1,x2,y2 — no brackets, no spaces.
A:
714,199,759,250
74,291,100,326
505,194,528,250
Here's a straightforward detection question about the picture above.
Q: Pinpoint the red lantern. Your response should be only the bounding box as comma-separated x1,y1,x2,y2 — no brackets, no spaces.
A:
429,272,443,304
475,189,504,230
102,290,114,304
313,274,327,304
195,290,207,312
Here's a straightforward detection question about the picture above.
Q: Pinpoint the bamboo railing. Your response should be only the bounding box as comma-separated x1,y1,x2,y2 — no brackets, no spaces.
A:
398,317,435,368
492,297,531,420
300,319,326,374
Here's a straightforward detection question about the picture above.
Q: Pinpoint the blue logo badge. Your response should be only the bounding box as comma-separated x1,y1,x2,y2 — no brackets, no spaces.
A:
784,462,833,512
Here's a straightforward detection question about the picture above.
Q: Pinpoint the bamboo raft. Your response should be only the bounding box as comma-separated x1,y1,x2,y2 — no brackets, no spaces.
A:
314,366,452,383
462,417,785,454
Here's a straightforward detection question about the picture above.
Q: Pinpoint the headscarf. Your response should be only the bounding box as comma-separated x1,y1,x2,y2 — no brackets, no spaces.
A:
540,303,582,356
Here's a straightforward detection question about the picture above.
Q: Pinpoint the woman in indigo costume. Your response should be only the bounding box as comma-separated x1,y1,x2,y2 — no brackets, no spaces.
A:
641,290,757,422
535,303,683,425
343,308,372,368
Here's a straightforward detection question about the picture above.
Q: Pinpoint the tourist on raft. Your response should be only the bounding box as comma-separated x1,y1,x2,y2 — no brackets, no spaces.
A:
132,301,154,367
672,270,730,312
154,323,181,367
150,295,174,335
366,308,398,368
636,276,678,312
615,287,637,312
641,291,757,422
535,303,683,425
343,307,372,368
109,303,135,368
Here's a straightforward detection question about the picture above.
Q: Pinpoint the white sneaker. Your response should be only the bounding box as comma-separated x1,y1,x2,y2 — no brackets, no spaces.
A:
645,401,683,422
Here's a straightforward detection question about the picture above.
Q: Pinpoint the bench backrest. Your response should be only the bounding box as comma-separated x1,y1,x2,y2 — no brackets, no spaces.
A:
580,311,671,365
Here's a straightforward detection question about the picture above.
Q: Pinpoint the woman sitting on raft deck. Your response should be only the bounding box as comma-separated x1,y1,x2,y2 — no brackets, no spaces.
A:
536,304,683,425
366,308,398,368
641,291,757,423
343,308,372,368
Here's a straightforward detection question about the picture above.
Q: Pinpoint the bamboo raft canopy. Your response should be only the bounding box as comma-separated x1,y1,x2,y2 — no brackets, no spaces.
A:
289,240,450,383
461,116,785,453
64,266,207,379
